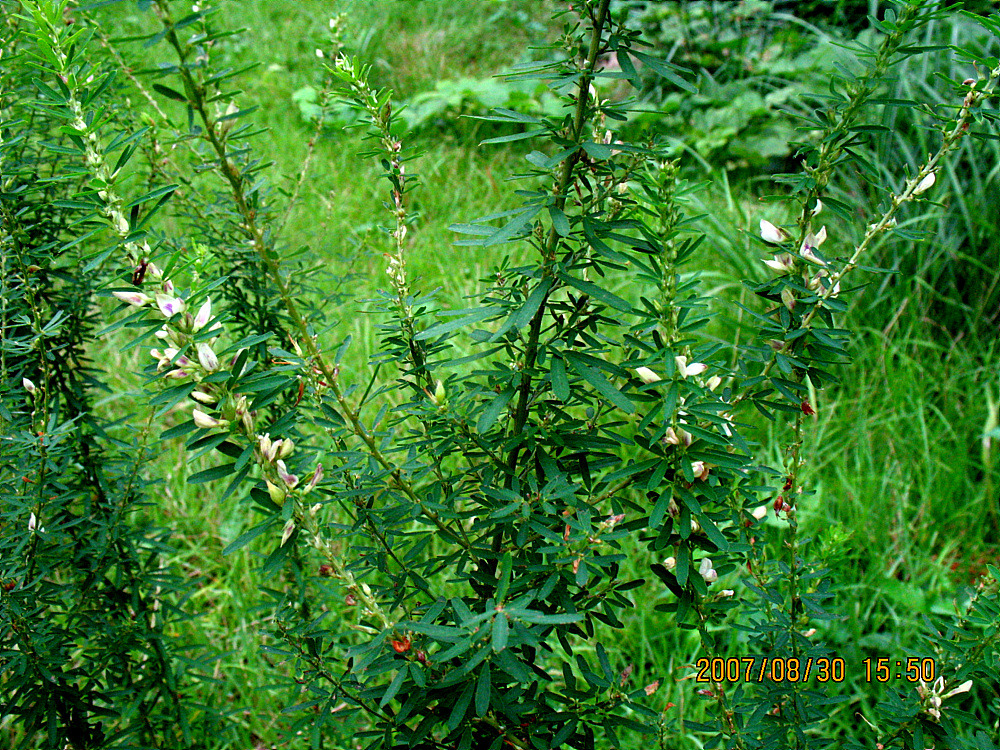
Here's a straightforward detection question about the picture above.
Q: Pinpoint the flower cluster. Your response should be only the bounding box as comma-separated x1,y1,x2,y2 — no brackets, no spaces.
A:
916,676,973,722
636,358,734,485
760,216,842,303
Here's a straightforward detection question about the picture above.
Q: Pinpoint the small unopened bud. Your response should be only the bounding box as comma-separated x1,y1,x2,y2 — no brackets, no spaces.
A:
636,366,661,384
430,379,446,406
811,199,823,216
22,377,36,394
192,409,227,430
196,342,219,371
190,390,216,405
914,171,936,195
266,480,286,504
963,78,976,87
113,290,153,307
306,463,323,492
277,438,294,459
780,288,796,311
663,556,676,571
193,298,212,331
280,518,296,546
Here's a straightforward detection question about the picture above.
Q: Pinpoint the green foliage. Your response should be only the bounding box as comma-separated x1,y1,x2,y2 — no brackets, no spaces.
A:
0,3,231,747
2,1,999,749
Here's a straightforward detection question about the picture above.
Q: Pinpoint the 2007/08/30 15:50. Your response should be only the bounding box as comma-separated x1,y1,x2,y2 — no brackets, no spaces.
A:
694,657,939,683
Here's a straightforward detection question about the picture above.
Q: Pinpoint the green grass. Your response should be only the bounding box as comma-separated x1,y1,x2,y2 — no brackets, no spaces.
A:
14,1,994,748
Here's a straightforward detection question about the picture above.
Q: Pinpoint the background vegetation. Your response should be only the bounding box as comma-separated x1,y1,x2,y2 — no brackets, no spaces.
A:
2,0,998,748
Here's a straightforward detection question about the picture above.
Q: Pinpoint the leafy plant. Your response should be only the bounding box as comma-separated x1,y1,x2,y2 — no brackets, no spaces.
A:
2,1,999,749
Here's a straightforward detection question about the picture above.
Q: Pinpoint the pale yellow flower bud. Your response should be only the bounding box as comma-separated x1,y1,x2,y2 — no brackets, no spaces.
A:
635,366,661,384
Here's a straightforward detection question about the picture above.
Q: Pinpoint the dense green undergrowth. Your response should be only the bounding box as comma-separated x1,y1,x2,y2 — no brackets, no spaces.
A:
2,1,999,749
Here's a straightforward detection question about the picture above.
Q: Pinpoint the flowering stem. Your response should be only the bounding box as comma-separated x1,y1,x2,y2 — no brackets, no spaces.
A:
151,0,473,553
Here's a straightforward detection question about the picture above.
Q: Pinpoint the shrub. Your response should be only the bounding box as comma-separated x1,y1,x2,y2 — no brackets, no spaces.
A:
2,1,998,749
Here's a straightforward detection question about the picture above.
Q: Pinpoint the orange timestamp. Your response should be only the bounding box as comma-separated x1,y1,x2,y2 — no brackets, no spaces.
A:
694,656,846,684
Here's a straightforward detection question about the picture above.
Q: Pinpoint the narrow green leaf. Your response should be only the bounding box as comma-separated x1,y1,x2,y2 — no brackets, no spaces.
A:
565,354,635,414
187,462,236,484
478,388,515,434
222,519,274,555
152,82,189,102
550,357,570,401
380,666,407,708
508,278,553,340
415,306,503,340
549,205,571,237
492,614,509,652
557,271,633,313
475,664,491,717
629,50,697,93
480,128,546,144
447,683,475,732
483,205,543,246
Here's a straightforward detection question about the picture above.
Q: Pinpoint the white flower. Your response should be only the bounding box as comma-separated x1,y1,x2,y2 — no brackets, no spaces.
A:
193,298,212,331
28,512,38,532
192,409,227,429
719,589,735,597
663,556,676,571
698,557,717,583
674,355,708,378
22,377,36,394
280,518,296,546
706,375,722,391
759,219,789,244
665,426,692,447
799,226,828,266
190,390,216,405
943,680,973,699
258,434,277,462
914,171,936,195
636,366,661,384
196,342,219,371
811,199,823,216
752,505,768,520
276,460,299,489
764,254,794,272
155,294,185,318
663,427,692,445
113,290,153,307
306,463,324,492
